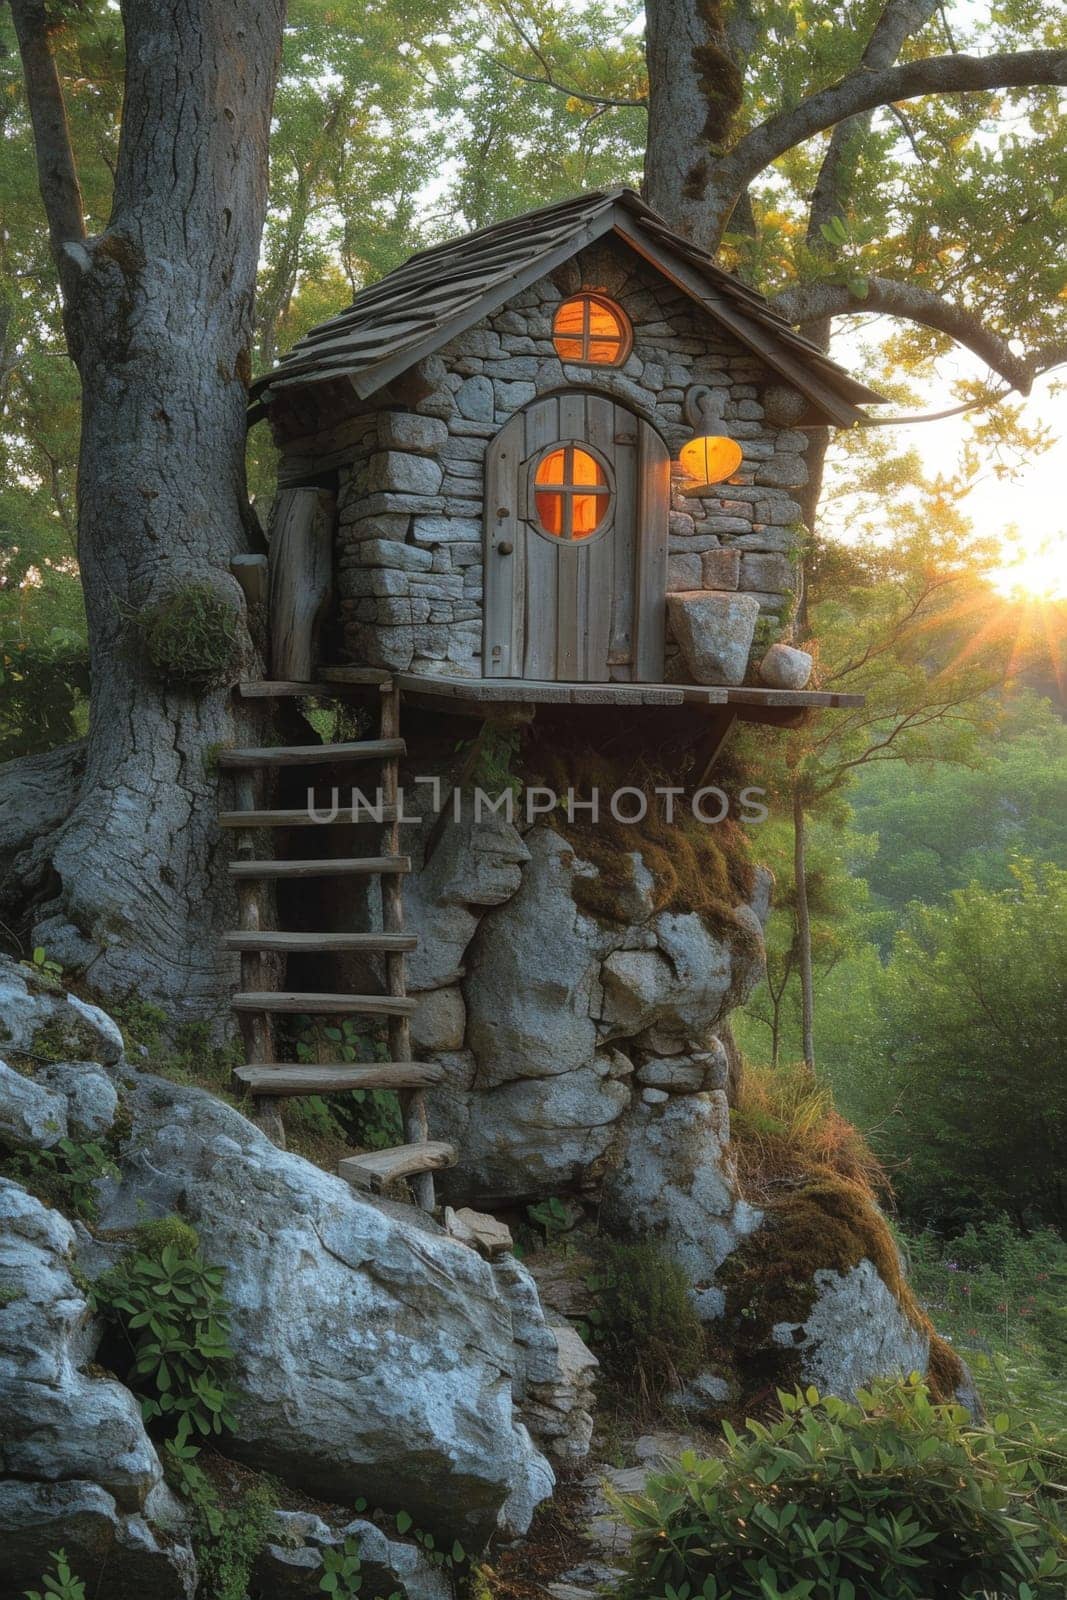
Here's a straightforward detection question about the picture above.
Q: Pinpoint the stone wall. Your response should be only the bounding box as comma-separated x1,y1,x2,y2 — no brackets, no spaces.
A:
327,237,809,677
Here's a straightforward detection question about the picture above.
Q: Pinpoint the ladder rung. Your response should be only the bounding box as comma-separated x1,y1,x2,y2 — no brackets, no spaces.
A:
224,931,416,953
231,992,416,1016
219,807,400,827
217,739,405,769
338,1142,457,1192
235,1063,443,1095
229,856,410,879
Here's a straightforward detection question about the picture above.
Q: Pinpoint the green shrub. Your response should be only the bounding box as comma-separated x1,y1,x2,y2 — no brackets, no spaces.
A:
165,1444,275,1600
592,1240,705,1398
138,584,238,686
611,1377,1067,1600
4,1136,118,1222
90,1216,239,1446
24,1550,85,1600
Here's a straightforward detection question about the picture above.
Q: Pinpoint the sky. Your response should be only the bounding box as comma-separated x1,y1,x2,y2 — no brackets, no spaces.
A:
824,327,1067,600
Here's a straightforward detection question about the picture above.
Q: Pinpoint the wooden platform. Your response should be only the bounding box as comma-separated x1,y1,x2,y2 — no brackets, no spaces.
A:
308,668,864,711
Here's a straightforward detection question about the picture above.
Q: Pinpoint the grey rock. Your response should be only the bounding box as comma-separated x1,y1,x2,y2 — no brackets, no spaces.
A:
600,911,734,1044
411,986,466,1052
641,1087,670,1105
666,591,760,686
740,552,795,594
465,828,604,1088
601,1097,762,1314
667,1369,736,1418
700,548,740,590
455,376,495,421
253,1510,450,1600
0,1180,166,1511
367,451,444,497
94,1074,554,1544
635,1057,705,1093
758,642,813,690
36,1061,118,1140
0,1060,68,1150
0,1479,197,1600
433,1065,631,1201
666,553,701,593
411,515,482,546
772,1259,930,1401
357,539,434,572
0,961,124,1064
755,454,809,488
404,807,530,992
494,379,536,411
377,414,449,456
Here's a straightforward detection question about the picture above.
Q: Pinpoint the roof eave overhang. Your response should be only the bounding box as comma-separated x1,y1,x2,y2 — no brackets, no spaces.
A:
251,197,884,430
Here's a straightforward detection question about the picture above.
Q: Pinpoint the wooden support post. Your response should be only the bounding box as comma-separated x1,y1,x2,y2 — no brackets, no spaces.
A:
268,486,335,682
233,772,286,1148
379,681,434,1211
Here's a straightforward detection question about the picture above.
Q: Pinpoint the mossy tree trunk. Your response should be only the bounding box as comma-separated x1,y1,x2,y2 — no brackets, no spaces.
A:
5,0,285,1022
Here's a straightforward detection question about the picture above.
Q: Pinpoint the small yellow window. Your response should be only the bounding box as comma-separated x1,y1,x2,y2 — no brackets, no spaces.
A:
552,294,631,366
534,445,612,540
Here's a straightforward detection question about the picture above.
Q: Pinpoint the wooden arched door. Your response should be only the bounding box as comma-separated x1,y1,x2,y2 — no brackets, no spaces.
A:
483,394,669,681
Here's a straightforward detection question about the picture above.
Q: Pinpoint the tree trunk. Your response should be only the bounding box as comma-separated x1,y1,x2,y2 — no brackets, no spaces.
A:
793,785,816,1071
10,1,285,1022
643,0,751,247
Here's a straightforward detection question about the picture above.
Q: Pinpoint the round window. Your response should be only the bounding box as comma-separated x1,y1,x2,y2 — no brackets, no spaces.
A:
552,294,631,366
532,445,612,541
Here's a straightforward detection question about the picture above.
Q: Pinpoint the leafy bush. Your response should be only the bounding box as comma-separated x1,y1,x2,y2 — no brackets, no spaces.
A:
4,1136,118,1222
611,1377,1067,1600
165,1446,275,1600
592,1239,705,1398
23,1550,85,1600
90,1216,239,1445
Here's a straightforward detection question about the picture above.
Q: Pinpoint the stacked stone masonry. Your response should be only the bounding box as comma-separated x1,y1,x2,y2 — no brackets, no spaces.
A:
321,238,809,677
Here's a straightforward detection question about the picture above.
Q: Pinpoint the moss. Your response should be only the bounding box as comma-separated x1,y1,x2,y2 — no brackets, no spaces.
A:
0,1284,23,1307
683,0,744,200
724,1059,961,1404
595,1239,707,1402
30,1015,102,1063
134,1214,201,1258
138,584,239,687
521,727,756,948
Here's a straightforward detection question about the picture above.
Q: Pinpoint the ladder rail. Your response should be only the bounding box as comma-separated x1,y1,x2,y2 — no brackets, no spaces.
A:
378,680,434,1211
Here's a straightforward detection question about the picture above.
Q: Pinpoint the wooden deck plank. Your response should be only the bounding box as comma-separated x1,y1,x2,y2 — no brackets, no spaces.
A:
229,856,410,879
238,680,361,698
338,1141,457,1192
317,667,395,686
223,931,416,953
235,1063,443,1095
724,687,865,707
218,738,404,768
231,991,417,1016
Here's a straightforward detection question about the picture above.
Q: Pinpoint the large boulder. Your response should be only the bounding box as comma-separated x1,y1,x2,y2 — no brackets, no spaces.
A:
0,1059,68,1150
0,1180,197,1598
93,1070,554,1546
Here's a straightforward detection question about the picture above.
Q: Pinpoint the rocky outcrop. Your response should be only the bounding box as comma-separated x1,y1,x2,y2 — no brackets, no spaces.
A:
0,1180,197,1598
253,1510,450,1600
665,591,760,685
0,960,124,1064
93,1070,553,1545
423,821,765,1221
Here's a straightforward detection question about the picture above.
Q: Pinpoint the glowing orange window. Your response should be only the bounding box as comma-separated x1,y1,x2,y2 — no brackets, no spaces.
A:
552,294,631,365
533,445,611,540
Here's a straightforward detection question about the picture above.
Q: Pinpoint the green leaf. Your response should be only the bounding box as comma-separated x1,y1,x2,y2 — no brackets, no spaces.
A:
395,1510,412,1534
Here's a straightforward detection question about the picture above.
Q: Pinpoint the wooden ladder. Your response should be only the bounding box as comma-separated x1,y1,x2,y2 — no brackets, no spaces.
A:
218,679,455,1210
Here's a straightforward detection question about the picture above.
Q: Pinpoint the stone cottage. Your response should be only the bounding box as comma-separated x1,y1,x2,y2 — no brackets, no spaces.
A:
249,185,883,696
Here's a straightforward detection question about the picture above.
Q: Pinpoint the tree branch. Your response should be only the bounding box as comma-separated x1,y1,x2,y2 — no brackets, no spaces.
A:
769,277,1067,395
712,48,1067,218
9,0,88,304
486,54,646,109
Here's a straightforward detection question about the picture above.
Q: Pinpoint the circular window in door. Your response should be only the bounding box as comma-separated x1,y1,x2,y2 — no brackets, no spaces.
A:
532,444,613,541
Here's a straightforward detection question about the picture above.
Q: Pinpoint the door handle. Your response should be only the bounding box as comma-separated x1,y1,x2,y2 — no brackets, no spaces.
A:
497,541,513,555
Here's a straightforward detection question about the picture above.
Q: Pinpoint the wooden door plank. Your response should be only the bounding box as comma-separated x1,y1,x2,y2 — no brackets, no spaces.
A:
633,422,669,681
585,396,619,679
521,396,560,679
483,412,524,678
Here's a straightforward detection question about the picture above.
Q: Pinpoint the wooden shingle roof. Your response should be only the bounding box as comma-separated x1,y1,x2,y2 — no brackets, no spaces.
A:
251,187,886,427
